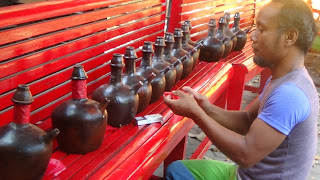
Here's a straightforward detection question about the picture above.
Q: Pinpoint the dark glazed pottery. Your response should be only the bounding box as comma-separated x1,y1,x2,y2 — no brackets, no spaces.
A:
92,54,142,127
152,36,177,91
52,65,108,154
231,12,251,51
216,17,233,58
0,85,59,180
199,19,225,62
137,41,167,104
164,32,183,84
123,46,154,113
183,20,196,46
224,12,237,51
171,28,194,79
181,24,199,69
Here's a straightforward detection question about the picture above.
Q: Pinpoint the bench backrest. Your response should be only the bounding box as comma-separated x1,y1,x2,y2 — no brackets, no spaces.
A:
0,0,166,130
167,0,270,40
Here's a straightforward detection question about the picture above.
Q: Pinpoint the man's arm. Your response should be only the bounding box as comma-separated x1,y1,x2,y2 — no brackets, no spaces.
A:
163,90,286,168
182,86,260,135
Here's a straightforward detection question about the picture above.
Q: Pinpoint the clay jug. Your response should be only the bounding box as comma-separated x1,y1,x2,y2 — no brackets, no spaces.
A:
199,19,225,62
216,17,233,58
137,41,167,104
224,12,237,51
183,20,196,46
152,36,177,91
0,85,59,180
231,12,251,51
51,65,108,154
92,54,142,127
123,46,155,113
164,32,183,84
171,28,194,79
181,24,199,69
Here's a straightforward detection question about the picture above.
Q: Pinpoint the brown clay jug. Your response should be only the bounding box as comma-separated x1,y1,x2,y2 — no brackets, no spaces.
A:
181,24,199,69
224,12,237,51
51,65,108,154
152,36,177,91
92,54,142,127
0,85,59,180
137,41,167,104
231,12,251,51
164,32,183,84
183,20,197,46
216,17,233,58
123,46,155,113
199,19,225,62
171,28,194,79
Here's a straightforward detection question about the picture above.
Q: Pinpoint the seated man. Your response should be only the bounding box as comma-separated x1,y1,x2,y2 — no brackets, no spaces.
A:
163,0,319,179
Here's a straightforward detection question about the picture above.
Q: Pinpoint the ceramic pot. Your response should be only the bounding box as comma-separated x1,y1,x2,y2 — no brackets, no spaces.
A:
171,28,194,79
52,65,108,154
137,41,167,104
152,36,177,91
199,19,225,62
231,12,251,51
123,46,155,113
216,17,233,58
224,12,237,51
164,32,183,84
92,54,142,127
181,24,199,69
0,85,59,180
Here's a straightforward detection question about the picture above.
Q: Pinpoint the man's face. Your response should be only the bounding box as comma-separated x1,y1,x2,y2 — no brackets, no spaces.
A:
251,2,286,68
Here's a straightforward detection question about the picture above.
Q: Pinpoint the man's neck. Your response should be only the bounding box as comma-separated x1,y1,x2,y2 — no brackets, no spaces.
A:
270,47,305,80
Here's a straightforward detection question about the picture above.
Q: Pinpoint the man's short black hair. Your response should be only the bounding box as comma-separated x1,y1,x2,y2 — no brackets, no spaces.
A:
273,0,318,54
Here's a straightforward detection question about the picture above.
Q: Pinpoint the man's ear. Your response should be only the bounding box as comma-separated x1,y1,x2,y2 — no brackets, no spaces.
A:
284,28,299,47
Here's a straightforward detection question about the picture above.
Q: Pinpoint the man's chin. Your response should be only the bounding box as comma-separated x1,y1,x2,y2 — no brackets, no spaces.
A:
253,55,270,68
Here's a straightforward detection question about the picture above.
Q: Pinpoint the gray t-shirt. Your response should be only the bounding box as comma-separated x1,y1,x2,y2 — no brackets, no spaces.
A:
238,68,319,180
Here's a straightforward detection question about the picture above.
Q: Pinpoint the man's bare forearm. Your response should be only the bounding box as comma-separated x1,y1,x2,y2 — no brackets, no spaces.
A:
203,103,253,135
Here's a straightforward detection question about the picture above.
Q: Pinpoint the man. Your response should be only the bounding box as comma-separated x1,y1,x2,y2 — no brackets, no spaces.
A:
163,0,319,179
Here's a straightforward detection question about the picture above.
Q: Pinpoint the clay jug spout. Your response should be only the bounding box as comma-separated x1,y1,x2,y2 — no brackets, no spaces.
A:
99,98,110,112
131,81,144,94
160,66,171,75
244,27,252,34
222,37,229,43
41,128,59,144
145,72,156,85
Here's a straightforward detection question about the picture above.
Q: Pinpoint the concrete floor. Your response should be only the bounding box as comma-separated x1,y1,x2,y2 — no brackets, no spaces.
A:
153,52,320,179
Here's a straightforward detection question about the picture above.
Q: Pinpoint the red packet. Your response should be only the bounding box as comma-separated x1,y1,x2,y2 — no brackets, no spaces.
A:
164,92,180,100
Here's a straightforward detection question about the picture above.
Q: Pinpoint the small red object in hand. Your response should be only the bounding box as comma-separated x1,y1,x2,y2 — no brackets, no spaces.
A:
164,92,180,100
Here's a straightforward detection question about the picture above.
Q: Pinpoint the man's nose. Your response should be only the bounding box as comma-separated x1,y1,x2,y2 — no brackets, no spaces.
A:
251,30,258,42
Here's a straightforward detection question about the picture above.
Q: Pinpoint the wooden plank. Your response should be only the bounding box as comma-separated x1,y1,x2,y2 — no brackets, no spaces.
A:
0,0,164,46
0,0,149,28
0,5,165,62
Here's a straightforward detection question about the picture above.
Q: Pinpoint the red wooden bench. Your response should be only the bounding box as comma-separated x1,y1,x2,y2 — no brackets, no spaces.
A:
0,0,269,179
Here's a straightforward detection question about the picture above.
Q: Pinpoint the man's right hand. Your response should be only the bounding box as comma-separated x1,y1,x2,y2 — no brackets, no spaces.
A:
182,86,213,114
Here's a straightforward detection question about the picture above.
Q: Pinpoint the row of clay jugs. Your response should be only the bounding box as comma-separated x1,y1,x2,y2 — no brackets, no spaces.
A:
123,47,155,113
172,28,194,79
181,24,198,69
0,85,59,179
199,19,225,62
164,32,183,84
52,65,108,154
93,54,142,127
137,42,168,104
231,12,251,51
152,36,177,92
224,12,237,51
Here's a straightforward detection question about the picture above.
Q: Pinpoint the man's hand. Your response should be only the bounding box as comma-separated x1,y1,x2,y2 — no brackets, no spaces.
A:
163,90,204,119
182,86,213,114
